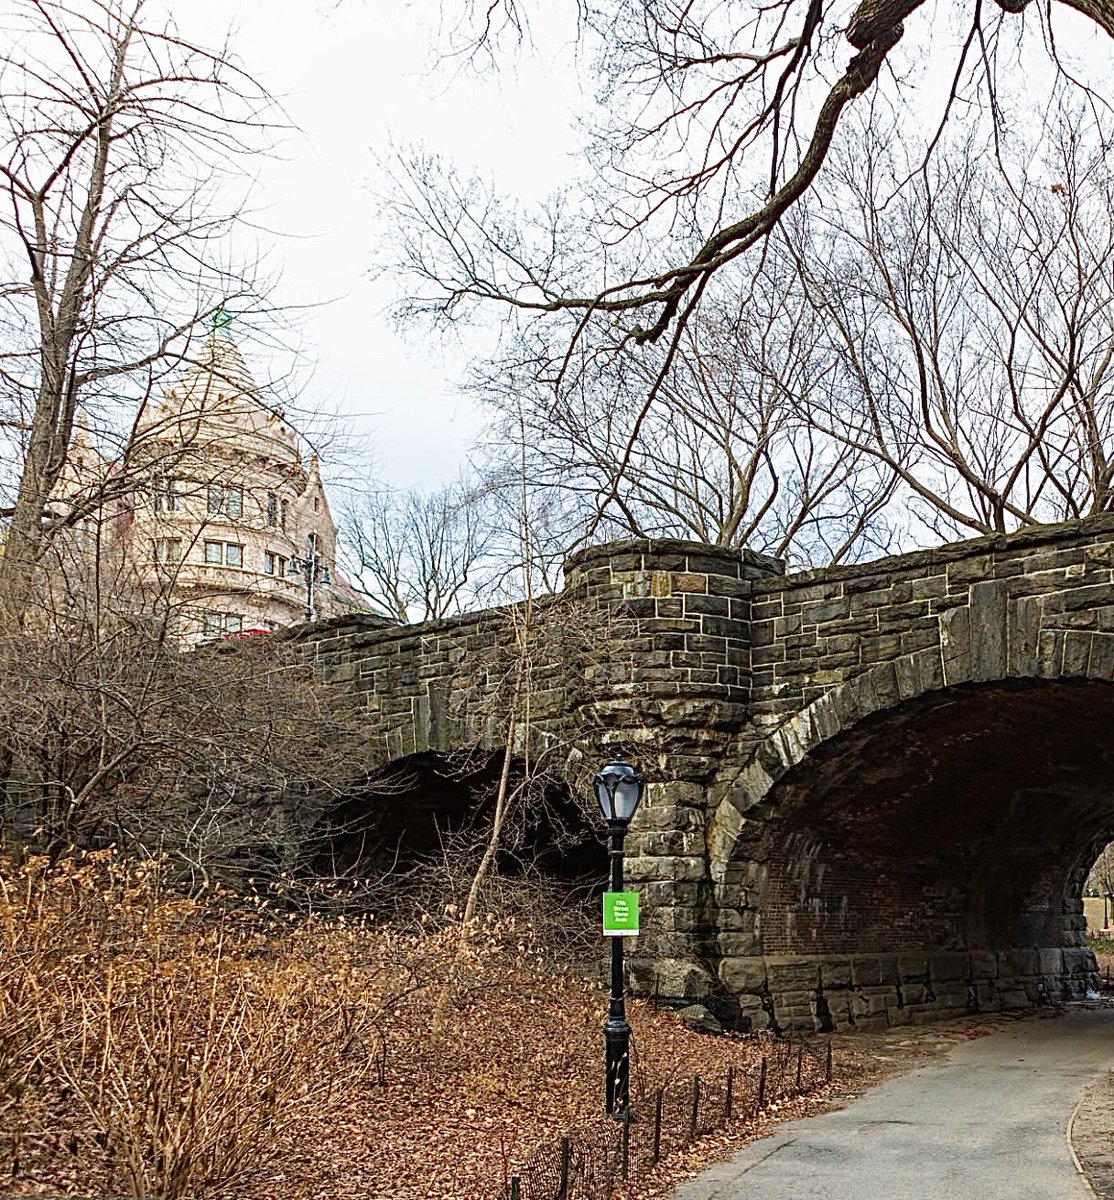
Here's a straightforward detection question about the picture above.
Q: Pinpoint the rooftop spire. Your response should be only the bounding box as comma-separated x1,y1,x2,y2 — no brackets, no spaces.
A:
213,305,234,337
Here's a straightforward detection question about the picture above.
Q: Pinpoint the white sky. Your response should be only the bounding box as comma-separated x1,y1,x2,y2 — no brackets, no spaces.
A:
178,0,584,493
176,0,1114,495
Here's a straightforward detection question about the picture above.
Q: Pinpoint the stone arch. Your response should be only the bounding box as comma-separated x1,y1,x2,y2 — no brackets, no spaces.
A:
311,748,605,888
710,619,1114,880
706,662,1114,1029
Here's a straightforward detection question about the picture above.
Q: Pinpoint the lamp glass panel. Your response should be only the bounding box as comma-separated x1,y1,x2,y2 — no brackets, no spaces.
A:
593,762,643,823
613,777,642,822
593,775,613,820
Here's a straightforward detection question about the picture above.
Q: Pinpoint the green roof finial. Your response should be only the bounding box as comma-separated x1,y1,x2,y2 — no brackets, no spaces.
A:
214,306,234,334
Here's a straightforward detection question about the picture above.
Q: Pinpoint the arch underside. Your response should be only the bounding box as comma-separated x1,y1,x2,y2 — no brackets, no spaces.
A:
312,750,606,889
718,681,1114,1030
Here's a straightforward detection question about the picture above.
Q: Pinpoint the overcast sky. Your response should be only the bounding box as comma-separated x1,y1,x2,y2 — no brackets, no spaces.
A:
178,1,1114,497
173,1,582,494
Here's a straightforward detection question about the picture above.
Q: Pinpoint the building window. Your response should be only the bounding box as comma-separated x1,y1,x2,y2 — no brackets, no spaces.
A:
313,496,320,512
266,492,279,527
153,537,182,564
207,483,243,519
202,611,243,639
280,499,288,531
153,476,180,513
264,551,287,577
204,540,243,567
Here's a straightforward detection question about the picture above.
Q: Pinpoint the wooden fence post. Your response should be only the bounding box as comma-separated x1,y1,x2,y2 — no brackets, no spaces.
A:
725,1065,734,1120
757,1055,767,1111
689,1075,701,1142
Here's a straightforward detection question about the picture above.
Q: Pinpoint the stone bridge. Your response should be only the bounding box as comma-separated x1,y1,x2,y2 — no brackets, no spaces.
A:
299,514,1114,1031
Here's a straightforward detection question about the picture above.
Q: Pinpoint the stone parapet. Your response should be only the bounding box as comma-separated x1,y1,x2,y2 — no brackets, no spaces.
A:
564,539,782,757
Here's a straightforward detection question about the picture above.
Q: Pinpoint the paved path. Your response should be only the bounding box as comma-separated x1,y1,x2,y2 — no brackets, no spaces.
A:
673,1007,1114,1200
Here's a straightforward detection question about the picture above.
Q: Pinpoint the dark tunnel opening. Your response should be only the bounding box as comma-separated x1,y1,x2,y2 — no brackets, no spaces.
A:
725,679,1114,1027
311,750,609,903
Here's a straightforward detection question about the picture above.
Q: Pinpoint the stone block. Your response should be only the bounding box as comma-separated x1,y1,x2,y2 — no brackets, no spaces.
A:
940,603,972,685
801,596,851,626
734,994,767,1032
998,948,1042,977
997,988,1030,1011
870,663,901,708
1008,594,1042,677
814,959,853,992
914,646,945,693
926,952,969,983
706,803,744,869
719,955,769,995
1036,630,1064,678
632,956,713,1000
765,957,825,993
1084,542,1114,569
673,572,710,594
677,1003,722,1033
849,957,890,987
685,593,730,618
851,670,881,716
911,574,948,599
859,633,903,661
716,931,762,958
750,624,776,649
894,653,920,700
752,600,783,621
947,554,994,585
625,854,706,885
1063,630,1093,676
1064,946,1097,976
970,580,1008,680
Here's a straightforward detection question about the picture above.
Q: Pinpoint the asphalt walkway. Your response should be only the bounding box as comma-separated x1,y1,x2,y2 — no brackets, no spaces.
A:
672,1007,1114,1200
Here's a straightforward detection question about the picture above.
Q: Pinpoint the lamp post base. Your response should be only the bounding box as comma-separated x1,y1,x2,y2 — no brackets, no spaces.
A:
604,1016,631,1117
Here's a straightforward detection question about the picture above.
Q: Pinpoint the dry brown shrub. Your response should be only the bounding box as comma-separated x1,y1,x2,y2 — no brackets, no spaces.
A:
0,851,440,1199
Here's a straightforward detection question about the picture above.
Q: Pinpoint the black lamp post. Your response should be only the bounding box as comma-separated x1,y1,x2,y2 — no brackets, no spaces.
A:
593,759,645,1119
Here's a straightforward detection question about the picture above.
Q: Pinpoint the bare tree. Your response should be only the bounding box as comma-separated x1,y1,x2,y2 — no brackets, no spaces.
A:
788,105,1114,539
0,0,278,626
0,514,378,880
1088,843,1114,901
474,272,901,568
389,0,1114,404
339,479,495,622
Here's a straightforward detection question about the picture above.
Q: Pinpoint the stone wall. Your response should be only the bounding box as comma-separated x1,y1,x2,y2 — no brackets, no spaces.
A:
302,515,1114,1030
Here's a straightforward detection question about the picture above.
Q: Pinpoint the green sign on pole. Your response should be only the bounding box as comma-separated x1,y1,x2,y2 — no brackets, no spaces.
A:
603,891,639,937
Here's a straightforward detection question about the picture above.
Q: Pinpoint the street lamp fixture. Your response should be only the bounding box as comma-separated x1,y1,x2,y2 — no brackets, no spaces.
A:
593,759,644,1119
293,532,330,622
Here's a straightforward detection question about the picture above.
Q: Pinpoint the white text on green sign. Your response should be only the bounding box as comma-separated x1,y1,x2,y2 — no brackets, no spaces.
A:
603,891,639,937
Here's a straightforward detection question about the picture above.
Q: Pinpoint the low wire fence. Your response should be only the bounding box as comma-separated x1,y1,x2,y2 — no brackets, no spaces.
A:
505,1034,832,1199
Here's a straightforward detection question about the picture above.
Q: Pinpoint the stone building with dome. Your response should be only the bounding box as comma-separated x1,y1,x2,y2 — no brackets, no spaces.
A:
59,326,367,644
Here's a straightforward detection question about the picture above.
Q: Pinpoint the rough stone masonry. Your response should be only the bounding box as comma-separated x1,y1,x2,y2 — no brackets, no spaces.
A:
297,513,1114,1031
